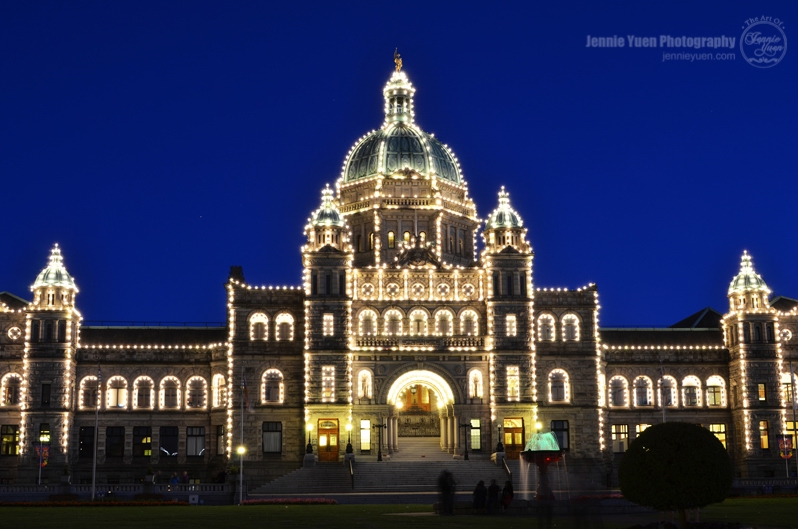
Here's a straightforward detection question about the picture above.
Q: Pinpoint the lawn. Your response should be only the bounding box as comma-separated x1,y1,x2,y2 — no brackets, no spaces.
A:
0,498,795,529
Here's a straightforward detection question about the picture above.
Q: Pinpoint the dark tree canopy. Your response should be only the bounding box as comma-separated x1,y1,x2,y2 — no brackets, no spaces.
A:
619,422,733,512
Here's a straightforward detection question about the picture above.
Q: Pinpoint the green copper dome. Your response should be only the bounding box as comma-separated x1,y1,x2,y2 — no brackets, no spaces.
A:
486,187,523,229
728,251,769,295
311,185,344,227
342,71,462,185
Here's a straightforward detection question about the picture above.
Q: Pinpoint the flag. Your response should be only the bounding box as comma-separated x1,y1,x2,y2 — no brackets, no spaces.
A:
35,445,49,467
778,437,793,459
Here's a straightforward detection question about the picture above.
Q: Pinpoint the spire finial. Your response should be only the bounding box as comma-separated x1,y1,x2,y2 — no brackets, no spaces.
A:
394,48,402,72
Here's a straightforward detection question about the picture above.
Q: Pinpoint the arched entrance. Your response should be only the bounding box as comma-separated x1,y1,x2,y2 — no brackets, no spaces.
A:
385,370,459,454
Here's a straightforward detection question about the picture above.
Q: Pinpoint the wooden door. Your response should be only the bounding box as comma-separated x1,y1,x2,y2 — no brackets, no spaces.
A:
503,417,524,459
318,419,339,462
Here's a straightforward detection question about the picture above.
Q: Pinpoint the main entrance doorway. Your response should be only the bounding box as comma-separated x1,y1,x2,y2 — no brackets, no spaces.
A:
503,417,524,459
317,419,339,462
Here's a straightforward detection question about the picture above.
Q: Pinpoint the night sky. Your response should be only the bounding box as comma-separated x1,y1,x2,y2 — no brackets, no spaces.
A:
1,1,796,326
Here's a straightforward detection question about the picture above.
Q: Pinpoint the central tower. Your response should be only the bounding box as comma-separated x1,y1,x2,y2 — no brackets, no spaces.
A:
336,66,479,268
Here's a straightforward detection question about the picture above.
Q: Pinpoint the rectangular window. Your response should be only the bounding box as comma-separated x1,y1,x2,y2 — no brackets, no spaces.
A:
187,427,205,457
132,426,152,457
784,383,794,404
635,424,651,437
360,419,371,452
79,427,94,460
106,426,125,458
684,386,698,406
1,425,19,456
787,421,797,455
758,383,767,403
323,314,334,336
159,426,178,457
108,387,126,408
137,387,151,408
216,426,226,455
759,420,769,449
262,422,282,453
41,384,51,407
707,386,722,406
551,420,569,450
506,366,520,402
709,424,727,449
322,366,335,402
470,419,481,451
506,314,517,337
611,424,628,453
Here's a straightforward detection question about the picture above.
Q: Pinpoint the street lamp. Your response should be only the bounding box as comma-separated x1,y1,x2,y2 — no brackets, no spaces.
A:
459,423,471,460
306,423,314,454
236,445,246,505
535,421,543,431
496,425,504,452
345,423,353,454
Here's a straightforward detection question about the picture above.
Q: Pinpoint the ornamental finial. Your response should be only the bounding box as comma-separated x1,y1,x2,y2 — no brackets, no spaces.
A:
394,48,402,72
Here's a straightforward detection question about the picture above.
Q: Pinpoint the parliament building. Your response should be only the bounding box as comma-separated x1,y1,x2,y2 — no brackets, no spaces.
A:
1,65,796,488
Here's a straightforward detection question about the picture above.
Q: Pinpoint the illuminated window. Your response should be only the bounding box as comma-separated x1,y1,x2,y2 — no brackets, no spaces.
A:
611,424,628,453
262,369,284,403
359,309,377,335
275,313,294,341
1,374,21,406
80,376,99,409
360,420,371,451
323,313,334,336
369,232,375,250
419,231,427,245
562,314,579,341
633,376,652,407
106,377,128,409
186,377,207,409
609,376,628,407
106,426,124,458
506,314,517,337
460,310,478,335
470,419,481,450
212,374,226,408
262,422,282,453
403,231,411,244
384,309,402,335
538,314,555,341
387,231,395,249
706,376,726,407
635,424,650,437
322,366,335,402
782,373,794,403
1,425,19,456
357,370,373,399
436,310,454,336
551,420,569,450
249,312,269,341
187,427,205,457
133,377,154,409
160,377,181,409
468,370,483,399
549,369,569,403
659,376,678,407
409,309,428,336
709,424,726,449
759,420,769,449
758,383,767,403
132,426,152,457
682,376,702,407
507,366,520,402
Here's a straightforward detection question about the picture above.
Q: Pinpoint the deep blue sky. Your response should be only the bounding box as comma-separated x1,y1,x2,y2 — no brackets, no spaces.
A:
1,1,796,326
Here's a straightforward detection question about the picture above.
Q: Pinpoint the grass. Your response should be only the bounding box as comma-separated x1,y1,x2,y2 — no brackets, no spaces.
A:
0,498,795,528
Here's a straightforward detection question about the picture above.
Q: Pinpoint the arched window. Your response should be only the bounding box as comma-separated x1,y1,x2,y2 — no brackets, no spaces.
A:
357,370,373,399
1,374,21,406
468,370,484,399
435,310,454,336
706,375,726,407
460,309,479,336
754,324,762,342
106,376,128,409
275,313,294,341
549,369,570,403
403,231,411,244
369,232,375,250
419,231,426,245
133,376,154,409
79,376,99,410
562,314,580,341
682,375,702,407
160,377,181,409
538,314,555,341
186,376,207,409
609,376,628,407
356,234,362,253
409,309,428,336
262,369,284,403
212,374,227,408
358,309,378,336
633,376,653,407
658,375,678,407
249,312,269,341
384,309,403,336
387,231,395,249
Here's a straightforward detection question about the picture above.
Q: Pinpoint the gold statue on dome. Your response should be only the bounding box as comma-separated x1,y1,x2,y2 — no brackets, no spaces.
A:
394,48,402,72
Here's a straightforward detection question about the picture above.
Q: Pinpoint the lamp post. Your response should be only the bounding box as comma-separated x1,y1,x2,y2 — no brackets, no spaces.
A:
459,423,471,460
373,422,386,461
496,425,504,452
306,423,314,454
345,423,353,454
236,445,246,504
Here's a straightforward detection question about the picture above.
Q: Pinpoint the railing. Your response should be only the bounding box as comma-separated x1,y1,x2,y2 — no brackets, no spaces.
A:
502,457,512,480
348,459,354,490
353,336,484,350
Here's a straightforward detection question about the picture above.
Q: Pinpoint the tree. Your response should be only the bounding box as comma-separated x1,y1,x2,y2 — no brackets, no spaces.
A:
619,422,733,528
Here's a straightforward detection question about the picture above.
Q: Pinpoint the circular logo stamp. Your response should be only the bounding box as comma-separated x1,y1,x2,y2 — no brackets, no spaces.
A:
740,19,787,68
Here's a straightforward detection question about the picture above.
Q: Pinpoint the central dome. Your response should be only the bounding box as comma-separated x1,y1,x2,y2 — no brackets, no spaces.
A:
341,71,462,185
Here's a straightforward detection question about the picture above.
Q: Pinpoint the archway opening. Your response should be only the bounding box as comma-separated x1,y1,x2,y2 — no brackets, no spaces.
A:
387,370,454,438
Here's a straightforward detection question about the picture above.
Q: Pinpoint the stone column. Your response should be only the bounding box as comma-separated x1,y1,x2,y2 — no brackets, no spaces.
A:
392,417,398,450
440,417,447,450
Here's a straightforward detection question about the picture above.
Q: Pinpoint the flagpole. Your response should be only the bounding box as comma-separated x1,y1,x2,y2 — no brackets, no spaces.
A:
239,364,245,504
91,364,101,501
790,360,797,485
